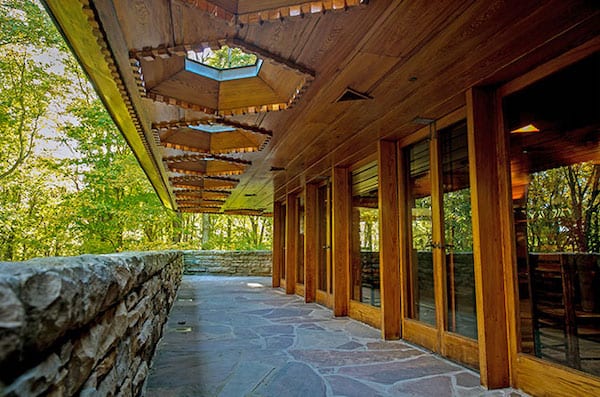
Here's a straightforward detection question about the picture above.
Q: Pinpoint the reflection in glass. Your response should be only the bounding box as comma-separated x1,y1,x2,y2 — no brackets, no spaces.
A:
441,122,477,339
281,204,286,279
406,140,436,325
317,184,330,292
351,162,380,307
507,53,600,376
297,196,305,284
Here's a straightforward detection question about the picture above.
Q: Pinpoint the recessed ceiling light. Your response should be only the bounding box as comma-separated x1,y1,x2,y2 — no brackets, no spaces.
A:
511,124,540,133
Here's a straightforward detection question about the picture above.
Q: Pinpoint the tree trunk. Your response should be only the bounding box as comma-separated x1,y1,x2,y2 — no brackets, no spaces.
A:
201,213,211,248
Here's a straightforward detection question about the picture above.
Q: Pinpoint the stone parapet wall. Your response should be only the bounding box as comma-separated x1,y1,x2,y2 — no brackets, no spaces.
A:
0,251,183,397
183,250,272,276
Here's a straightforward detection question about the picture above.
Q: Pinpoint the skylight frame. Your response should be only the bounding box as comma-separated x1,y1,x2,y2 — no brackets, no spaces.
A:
184,58,263,82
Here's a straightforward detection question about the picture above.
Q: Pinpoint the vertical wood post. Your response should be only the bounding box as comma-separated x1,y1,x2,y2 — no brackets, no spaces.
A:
467,87,510,388
378,140,401,339
285,193,298,294
272,201,282,288
430,128,445,350
304,183,318,302
332,167,351,316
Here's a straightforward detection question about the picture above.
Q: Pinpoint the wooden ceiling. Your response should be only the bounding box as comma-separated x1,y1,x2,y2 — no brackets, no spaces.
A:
42,0,599,214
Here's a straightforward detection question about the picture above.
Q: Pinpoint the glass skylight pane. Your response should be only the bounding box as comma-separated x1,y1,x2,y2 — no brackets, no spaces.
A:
186,46,257,70
185,58,262,81
189,124,237,133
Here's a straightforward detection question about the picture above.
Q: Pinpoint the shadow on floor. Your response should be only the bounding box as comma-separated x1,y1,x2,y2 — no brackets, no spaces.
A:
144,276,528,397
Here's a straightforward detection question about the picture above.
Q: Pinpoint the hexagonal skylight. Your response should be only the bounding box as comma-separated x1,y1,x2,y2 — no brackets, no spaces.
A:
131,40,314,115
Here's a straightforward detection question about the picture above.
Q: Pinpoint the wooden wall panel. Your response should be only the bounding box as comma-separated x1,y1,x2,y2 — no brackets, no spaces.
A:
332,166,350,316
378,140,401,340
349,300,382,330
516,355,600,397
304,183,318,303
467,87,510,388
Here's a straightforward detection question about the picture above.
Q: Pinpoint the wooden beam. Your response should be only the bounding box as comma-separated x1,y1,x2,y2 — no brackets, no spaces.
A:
378,140,401,340
285,193,298,294
332,166,351,316
304,183,318,303
272,200,283,288
467,87,510,388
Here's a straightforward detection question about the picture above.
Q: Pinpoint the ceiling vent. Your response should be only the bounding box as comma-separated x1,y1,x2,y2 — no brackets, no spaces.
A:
335,88,372,103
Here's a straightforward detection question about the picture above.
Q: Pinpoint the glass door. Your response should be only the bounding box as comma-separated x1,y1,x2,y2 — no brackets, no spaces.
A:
403,120,478,367
317,182,333,306
280,203,286,286
296,195,305,294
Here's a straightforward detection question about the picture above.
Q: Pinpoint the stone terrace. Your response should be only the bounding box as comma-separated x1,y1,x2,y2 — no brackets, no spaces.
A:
144,276,529,397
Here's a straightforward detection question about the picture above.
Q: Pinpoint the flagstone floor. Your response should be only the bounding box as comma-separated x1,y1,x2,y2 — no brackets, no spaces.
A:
144,276,529,397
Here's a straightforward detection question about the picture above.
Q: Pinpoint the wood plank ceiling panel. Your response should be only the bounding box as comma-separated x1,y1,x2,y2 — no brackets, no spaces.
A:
270,0,598,198
95,0,598,212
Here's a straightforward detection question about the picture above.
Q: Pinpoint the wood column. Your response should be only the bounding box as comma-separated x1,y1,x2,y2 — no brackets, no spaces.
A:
378,140,401,339
467,87,510,388
430,127,445,351
272,201,282,288
285,193,298,295
304,183,318,302
332,167,351,316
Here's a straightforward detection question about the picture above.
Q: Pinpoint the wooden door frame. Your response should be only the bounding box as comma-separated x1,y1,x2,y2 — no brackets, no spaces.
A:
304,182,318,303
398,107,480,367
316,179,333,308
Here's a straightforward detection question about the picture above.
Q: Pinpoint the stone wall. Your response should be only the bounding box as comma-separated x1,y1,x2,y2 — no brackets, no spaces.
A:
183,250,272,276
0,251,183,397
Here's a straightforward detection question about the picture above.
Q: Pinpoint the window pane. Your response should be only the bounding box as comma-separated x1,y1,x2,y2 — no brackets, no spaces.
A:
441,121,477,339
351,161,380,307
406,140,436,325
281,204,286,279
507,53,600,376
318,185,329,292
297,196,304,284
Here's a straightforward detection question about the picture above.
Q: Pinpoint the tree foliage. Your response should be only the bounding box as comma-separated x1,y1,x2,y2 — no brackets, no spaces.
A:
201,46,257,69
0,0,67,179
527,163,599,253
0,1,272,261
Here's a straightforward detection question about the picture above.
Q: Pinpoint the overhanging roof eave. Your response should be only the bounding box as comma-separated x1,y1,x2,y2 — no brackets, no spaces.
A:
41,0,176,211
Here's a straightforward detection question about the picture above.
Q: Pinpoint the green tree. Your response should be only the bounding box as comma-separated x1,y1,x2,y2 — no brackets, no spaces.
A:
527,163,599,253
202,46,257,69
0,0,274,260
0,0,67,179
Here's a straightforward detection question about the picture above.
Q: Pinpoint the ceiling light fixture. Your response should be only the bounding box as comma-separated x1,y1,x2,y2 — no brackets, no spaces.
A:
511,124,540,133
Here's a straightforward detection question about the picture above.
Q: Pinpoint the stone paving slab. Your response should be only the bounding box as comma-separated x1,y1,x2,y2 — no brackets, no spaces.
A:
144,276,530,397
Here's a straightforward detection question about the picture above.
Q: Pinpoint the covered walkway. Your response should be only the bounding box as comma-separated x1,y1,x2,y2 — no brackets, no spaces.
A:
144,276,527,396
